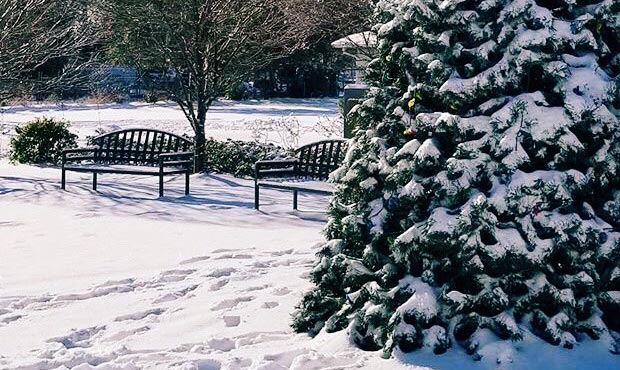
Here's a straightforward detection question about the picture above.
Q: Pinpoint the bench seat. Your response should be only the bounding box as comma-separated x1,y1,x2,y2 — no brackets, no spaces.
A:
63,163,190,176
257,179,335,195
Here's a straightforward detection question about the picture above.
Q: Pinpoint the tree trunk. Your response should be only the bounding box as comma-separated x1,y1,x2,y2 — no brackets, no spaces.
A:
193,97,209,172
193,125,206,173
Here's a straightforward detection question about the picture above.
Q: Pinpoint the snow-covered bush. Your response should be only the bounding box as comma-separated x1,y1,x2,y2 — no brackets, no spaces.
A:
226,82,255,101
204,138,290,177
9,117,77,164
248,116,301,151
294,0,620,358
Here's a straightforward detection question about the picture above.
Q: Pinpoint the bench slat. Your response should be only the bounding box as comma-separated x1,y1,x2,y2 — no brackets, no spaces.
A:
119,131,128,163
166,133,173,153
317,142,327,178
310,144,319,177
157,131,165,157
142,131,151,163
148,132,158,162
126,130,135,163
324,141,335,178
104,134,113,162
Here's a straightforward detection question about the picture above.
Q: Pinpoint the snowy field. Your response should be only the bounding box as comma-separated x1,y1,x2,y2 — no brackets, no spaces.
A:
0,99,342,156
0,162,423,370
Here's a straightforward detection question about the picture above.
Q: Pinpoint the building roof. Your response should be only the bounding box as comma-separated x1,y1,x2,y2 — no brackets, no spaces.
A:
331,31,378,50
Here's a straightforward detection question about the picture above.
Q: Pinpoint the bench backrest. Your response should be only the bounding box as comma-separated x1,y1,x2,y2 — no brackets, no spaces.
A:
91,129,193,165
295,139,348,179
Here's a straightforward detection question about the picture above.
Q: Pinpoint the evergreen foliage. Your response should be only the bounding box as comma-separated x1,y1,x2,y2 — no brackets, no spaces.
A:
293,0,620,357
9,117,77,164
204,138,290,177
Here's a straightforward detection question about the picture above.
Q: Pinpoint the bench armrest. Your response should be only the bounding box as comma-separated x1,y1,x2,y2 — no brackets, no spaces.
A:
255,159,299,179
62,147,99,164
158,151,194,161
63,147,99,154
158,151,194,170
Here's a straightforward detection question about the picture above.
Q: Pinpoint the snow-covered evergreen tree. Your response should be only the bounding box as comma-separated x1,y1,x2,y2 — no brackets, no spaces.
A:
293,0,620,357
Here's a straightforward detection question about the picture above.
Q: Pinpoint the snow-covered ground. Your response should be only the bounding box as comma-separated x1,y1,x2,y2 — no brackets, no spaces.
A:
0,99,618,369
0,162,365,370
0,99,342,156
2,163,619,370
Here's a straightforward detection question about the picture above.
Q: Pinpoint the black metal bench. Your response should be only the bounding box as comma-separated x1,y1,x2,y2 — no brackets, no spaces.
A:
61,128,193,197
254,139,348,210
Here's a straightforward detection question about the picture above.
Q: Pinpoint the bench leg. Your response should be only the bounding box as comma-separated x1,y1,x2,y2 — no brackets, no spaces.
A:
185,171,190,196
61,169,66,190
293,190,298,210
159,174,164,197
93,173,97,191
254,182,260,210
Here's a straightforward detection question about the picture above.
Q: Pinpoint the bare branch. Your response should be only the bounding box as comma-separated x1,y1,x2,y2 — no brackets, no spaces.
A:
0,0,101,101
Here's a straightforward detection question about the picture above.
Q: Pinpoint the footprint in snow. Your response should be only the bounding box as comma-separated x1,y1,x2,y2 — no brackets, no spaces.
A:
211,296,254,311
47,326,106,349
102,326,150,342
155,269,196,283
0,221,24,227
244,284,271,292
176,359,222,370
252,260,274,269
234,331,290,347
221,358,252,370
207,338,236,352
0,314,22,324
270,249,294,256
53,283,135,302
205,268,236,278
94,278,136,289
214,253,253,260
152,284,199,304
272,287,292,296
209,279,229,291
179,255,211,265
223,315,241,327
261,302,279,309
212,248,244,253
114,308,166,322
10,295,52,310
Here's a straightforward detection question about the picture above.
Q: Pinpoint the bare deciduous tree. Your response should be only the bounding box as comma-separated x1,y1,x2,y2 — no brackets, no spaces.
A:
0,0,98,101
105,0,306,171
246,0,375,98
280,0,374,46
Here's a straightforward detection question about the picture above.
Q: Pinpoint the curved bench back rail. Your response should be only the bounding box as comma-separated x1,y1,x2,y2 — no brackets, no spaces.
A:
294,139,348,180
91,129,193,165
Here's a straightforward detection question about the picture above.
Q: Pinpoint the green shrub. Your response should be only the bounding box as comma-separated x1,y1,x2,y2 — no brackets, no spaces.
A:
225,82,253,101
144,91,168,103
9,117,78,164
204,138,291,177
